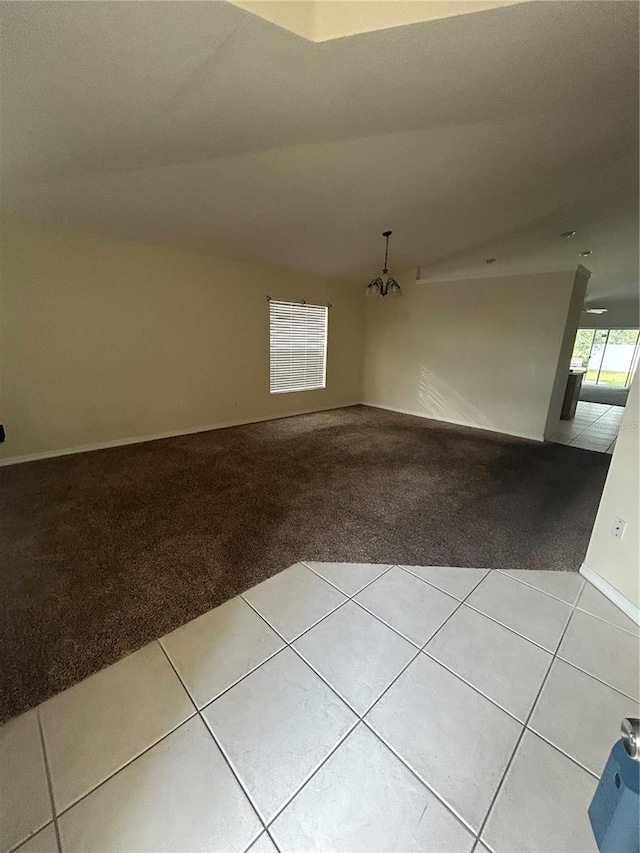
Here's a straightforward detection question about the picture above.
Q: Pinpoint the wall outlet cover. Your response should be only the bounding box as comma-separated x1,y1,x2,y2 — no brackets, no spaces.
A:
612,517,626,540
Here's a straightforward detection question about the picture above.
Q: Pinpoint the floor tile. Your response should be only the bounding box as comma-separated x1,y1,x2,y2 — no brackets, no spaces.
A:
40,642,194,813
271,723,474,853
0,709,52,853
548,433,573,444
594,409,623,418
584,425,619,438
355,567,459,647
481,731,598,853
529,659,639,777
425,605,551,721
572,430,616,444
161,596,285,708
366,654,521,832
247,833,279,853
576,583,639,635
399,566,487,601
12,823,57,853
466,571,571,651
203,648,356,822
553,422,586,433
242,563,346,641
594,424,623,434
569,436,613,451
565,417,597,427
499,568,584,605
58,717,261,852
293,601,416,714
303,562,391,596
558,610,640,700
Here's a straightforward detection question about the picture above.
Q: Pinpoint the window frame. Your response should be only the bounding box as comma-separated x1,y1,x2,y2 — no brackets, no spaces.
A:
268,299,329,395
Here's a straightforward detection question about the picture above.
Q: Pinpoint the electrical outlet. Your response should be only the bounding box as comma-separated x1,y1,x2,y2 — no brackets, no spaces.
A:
612,517,626,540
0,424,4,443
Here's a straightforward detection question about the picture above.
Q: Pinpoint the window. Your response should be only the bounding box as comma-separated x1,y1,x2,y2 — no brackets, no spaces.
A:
571,328,640,388
269,300,328,394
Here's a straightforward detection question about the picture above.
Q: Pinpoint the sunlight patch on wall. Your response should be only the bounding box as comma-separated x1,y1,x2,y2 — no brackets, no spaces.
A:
418,366,494,429
230,1,528,42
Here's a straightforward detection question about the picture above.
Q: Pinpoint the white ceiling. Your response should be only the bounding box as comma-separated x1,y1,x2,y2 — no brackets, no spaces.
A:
1,1,638,306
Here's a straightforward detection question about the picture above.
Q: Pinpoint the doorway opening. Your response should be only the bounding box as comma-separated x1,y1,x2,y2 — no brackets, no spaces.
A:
547,327,638,452
571,328,640,389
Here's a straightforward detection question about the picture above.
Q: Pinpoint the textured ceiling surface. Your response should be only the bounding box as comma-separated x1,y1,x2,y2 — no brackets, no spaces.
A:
1,1,638,305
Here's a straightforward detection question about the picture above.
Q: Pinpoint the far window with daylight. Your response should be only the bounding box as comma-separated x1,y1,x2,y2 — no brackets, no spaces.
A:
269,300,328,394
571,328,640,388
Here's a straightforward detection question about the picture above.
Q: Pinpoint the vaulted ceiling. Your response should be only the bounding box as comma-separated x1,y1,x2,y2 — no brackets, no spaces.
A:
1,1,638,307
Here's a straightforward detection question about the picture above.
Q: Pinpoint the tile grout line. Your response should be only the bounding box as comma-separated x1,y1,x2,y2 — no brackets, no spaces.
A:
397,564,491,595
160,634,287,711
269,567,492,838
493,568,584,607
52,710,199,821
567,406,622,450
555,654,640,703
354,569,496,840
300,561,393,595
526,725,602,782
79,566,606,845
243,562,478,654
41,638,272,851
241,562,399,646
463,601,565,655
420,650,536,727
552,405,621,452
36,708,62,853
17,566,627,852
571,607,640,639
470,577,586,852
155,642,275,853
244,563,581,665
360,719,479,838
236,567,491,839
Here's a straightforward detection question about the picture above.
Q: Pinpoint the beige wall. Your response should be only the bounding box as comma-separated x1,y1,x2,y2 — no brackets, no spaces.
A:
0,218,364,462
363,269,584,441
584,374,639,610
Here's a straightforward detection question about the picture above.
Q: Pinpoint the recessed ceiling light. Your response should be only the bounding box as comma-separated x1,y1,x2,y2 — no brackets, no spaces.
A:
484,258,496,264
560,230,576,238
583,308,608,314
579,250,593,257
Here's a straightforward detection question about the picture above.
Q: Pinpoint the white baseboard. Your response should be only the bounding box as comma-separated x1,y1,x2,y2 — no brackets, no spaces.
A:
0,401,363,467
580,563,640,627
361,401,543,443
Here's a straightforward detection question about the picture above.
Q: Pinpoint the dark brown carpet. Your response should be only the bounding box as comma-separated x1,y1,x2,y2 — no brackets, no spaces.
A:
1,405,609,723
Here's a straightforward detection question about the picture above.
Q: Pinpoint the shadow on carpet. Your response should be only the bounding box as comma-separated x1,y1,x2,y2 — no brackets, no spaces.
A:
0,405,609,722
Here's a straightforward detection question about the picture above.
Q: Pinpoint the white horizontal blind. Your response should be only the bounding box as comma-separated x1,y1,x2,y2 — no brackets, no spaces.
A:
270,300,328,394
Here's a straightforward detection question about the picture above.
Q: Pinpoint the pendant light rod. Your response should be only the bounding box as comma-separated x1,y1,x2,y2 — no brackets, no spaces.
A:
366,230,402,298
382,230,392,274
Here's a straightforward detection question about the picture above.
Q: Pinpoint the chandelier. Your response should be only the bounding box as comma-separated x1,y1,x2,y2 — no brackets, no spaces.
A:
366,231,402,297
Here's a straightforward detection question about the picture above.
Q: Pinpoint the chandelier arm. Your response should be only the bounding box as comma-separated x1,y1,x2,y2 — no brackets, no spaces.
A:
366,232,398,297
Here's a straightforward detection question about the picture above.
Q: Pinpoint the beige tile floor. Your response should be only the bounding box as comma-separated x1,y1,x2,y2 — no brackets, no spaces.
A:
548,400,624,453
2,563,639,853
